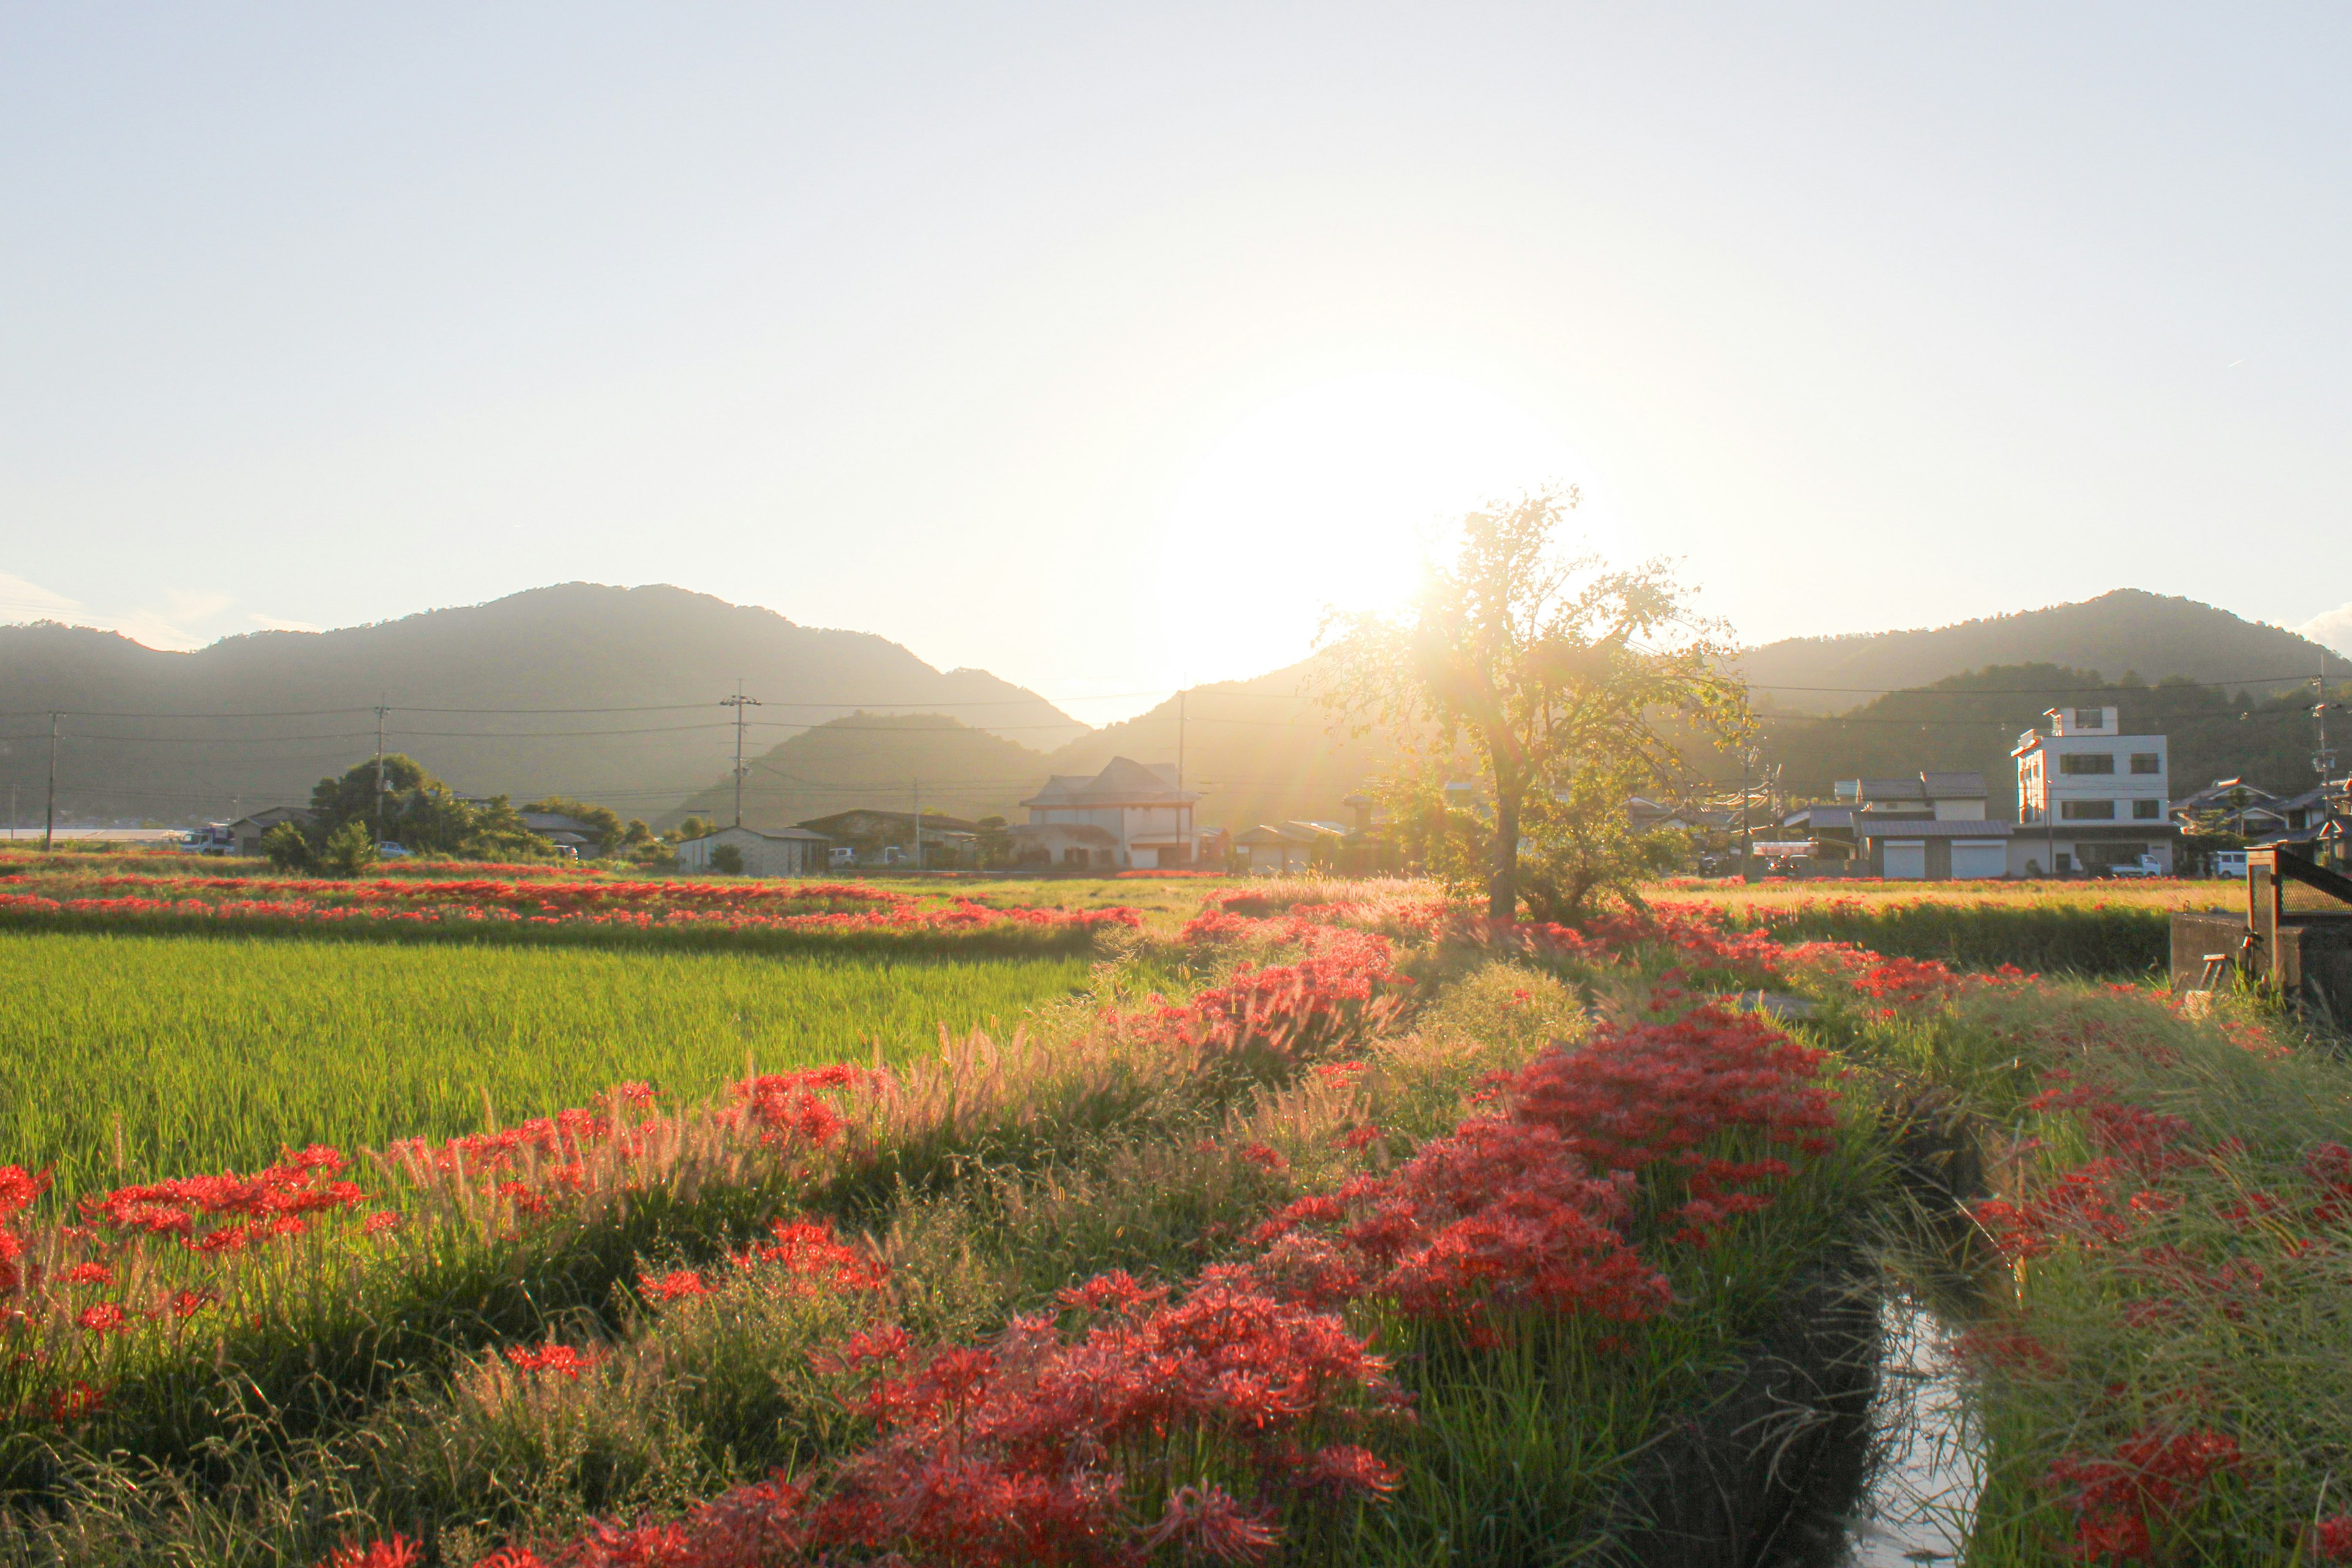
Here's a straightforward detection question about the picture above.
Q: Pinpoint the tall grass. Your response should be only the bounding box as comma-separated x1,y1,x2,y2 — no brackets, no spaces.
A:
0,931,1090,1196
1717,898,2174,977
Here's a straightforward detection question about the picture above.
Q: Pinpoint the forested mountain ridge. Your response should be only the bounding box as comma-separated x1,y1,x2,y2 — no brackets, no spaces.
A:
0,584,1084,824
1737,590,2334,715
663,713,1052,831
1750,662,2349,809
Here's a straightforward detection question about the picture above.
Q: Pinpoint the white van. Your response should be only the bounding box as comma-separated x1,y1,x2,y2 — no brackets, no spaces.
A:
2212,851,2248,879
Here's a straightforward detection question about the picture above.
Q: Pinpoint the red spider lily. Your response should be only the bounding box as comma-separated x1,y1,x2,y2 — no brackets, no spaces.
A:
2310,1515,2352,1561
75,1303,129,1335
504,1343,601,1380
1055,1271,1165,1316
728,1065,884,1150
2040,1425,2247,1561
746,1217,888,1292
81,1146,366,1248
0,1165,53,1297
60,1262,111,1287
1509,1003,1839,1174
639,1269,711,1303
317,1537,421,1568
1240,1142,1289,1172
1139,1483,1280,1563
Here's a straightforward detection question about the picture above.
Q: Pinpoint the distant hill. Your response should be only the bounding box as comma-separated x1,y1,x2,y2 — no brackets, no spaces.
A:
1749,662,2350,811
658,657,1400,837
1738,591,2335,715
666,712,1050,830
1039,657,1399,833
0,584,1085,825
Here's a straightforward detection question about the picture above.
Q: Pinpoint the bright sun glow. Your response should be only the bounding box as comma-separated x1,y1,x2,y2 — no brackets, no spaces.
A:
1152,371,1617,689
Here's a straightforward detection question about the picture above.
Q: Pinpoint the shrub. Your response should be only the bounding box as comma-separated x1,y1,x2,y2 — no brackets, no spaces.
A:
315,820,380,879
260,821,312,873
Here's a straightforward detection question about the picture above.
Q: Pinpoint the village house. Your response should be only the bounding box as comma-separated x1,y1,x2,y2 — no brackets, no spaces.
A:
1232,820,1346,874
2013,705,2178,875
1841,771,2015,879
1014,757,1198,869
518,810,604,856
795,809,978,869
2170,777,2290,839
675,823,835,876
227,805,314,858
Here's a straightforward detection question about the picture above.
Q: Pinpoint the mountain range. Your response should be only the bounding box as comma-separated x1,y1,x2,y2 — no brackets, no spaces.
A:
4,582,2338,832
0,584,1084,826
1736,590,2332,714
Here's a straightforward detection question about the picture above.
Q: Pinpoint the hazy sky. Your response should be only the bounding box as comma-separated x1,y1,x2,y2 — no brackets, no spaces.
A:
4,4,2348,722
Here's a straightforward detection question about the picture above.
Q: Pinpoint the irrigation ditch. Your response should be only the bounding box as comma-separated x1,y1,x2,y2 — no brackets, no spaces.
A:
1606,1082,2000,1567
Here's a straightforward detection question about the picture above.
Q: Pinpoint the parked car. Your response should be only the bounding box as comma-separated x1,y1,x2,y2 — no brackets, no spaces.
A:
377,841,411,859
2105,854,2166,879
2211,850,2248,878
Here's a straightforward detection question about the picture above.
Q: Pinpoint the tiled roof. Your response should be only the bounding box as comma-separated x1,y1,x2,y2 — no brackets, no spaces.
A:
1855,820,2015,839
1020,756,1197,809
1921,771,1989,797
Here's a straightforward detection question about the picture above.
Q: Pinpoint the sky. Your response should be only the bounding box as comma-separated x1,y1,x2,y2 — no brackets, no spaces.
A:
4,4,2349,725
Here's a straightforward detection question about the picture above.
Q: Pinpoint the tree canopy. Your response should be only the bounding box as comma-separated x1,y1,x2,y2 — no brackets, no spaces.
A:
307,755,548,861
1321,490,1747,921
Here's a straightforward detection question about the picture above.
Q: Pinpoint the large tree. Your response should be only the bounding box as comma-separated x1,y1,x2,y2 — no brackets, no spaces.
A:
1322,490,1748,921
308,755,548,861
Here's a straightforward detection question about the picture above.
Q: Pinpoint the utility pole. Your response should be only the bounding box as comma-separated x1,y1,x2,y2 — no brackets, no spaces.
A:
374,701,389,844
911,778,921,871
1740,745,1755,868
1177,688,1189,862
43,711,59,851
719,683,761,828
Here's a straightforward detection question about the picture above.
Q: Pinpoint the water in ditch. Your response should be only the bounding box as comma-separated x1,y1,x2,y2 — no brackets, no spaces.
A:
1766,1293,1986,1567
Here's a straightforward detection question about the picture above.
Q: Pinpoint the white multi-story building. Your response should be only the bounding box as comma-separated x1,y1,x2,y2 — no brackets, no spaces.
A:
2011,705,2176,875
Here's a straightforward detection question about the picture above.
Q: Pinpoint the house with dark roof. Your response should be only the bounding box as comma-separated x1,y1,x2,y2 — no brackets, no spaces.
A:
1017,756,1199,869
796,809,979,869
1845,769,2013,878
2171,778,2289,839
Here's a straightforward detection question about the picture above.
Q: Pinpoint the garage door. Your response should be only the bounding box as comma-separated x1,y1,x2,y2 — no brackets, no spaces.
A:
1951,840,2007,880
1882,841,1926,879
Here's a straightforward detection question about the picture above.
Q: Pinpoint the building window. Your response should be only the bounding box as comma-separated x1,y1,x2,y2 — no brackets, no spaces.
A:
2060,753,2116,775
2062,799,2116,821
2133,799,2161,820
2130,753,2161,775
2072,707,2105,728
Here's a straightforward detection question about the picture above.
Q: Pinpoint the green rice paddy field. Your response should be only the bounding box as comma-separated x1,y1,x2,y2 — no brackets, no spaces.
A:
0,930,1093,1197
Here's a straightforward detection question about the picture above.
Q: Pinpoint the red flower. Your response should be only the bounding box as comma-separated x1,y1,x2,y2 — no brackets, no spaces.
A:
317,1537,421,1568
503,1343,600,1380
77,1302,129,1335
638,1268,710,1303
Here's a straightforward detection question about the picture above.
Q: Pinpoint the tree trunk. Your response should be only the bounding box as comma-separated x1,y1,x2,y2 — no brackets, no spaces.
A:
1489,781,1520,922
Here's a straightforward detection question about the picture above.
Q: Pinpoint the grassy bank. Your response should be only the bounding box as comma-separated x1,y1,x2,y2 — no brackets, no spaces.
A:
0,931,1093,1196
0,883,1888,1566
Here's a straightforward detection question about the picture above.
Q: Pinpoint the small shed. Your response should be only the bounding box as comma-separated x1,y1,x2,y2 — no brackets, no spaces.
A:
1234,821,1344,875
676,824,835,877
229,806,314,858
